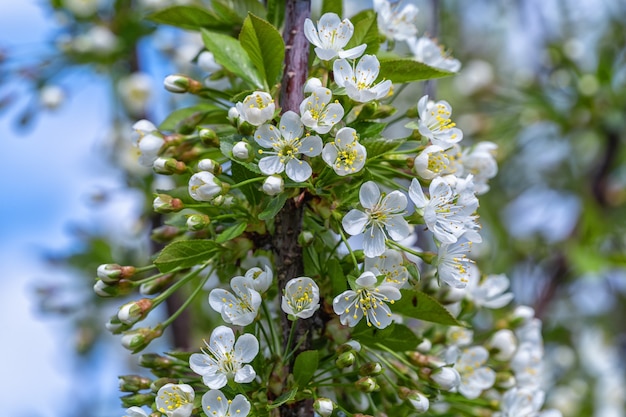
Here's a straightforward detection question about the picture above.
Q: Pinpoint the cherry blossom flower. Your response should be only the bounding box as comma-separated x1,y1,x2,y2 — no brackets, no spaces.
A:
124,407,149,417
300,86,344,134
342,181,411,257
188,171,226,202
189,326,259,389
446,346,496,399
281,277,320,319
254,111,322,182
364,249,408,288
209,276,262,326
244,265,273,293
416,95,463,149
155,383,195,417
462,141,498,194
373,0,419,41
333,271,401,329
201,389,251,417
132,119,164,167
488,329,518,361
322,127,367,175
413,144,462,180
435,238,474,288
236,91,275,126
407,36,461,73
409,177,479,244
333,55,392,103
304,13,366,61
465,271,514,309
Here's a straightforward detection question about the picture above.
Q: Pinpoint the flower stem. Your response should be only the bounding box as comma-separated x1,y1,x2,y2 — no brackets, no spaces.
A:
160,264,211,329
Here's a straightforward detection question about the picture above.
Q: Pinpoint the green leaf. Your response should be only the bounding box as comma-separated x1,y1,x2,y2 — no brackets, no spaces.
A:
360,135,406,155
267,0,285,29
215,223,247,243
350,121,386,139
345,10,380,55
267,387,298,409
159,104,226,132
393,290,462,326
239,14,285,88
328,258,347,296
201,29,264,89
379,59,454,83
321,0,342,17
154,240,219,272
258,193,287,221
293,350,319,386
211,0,243,26
352,323,419,351
147,6,231,31
231,161,263,206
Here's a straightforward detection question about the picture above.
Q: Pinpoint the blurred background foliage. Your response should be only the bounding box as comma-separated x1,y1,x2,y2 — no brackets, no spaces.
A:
1,0,624,416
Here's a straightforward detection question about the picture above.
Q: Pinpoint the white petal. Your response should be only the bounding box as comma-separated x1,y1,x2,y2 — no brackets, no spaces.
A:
363,225,386,257
359,181,381,209
355,55,381,86
189,353,216,376
300,135,323,156
338,43,366,59
303,18,321,47
258,156,284,175
408,178,427,208
382,190,408,212
279,111,303,141
230,395,251,416
234,364,256,384
333,290,357,314
315,47,339,61
342,209,369,235
333,59,354,88
285,159,312,182
202,390,228,416
254,124,281,148
203,373,228,390
210,325,235,352
235,333,259,363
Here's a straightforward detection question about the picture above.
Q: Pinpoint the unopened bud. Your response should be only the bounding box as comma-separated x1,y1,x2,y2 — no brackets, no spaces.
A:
358,101,378,120
153,194,184,213
138,353,174,369
198,158,221,175
105,314,131,334
199,128,219,146
140,273,175,295
186,214,211,231
304,77,322,93
336,351,356,368
189,171,228,201
262,175,284,196
163,74,194,93
151,225,183,243
416,338,432,352
355,376,379,393
94,279,133,297
118,298,153,325
407,351,430,367
430,366,461,390
228,106,240,122
121,327,163,353
119,375,152,392
313,398,334,417
337,340,361,353
232,141,253,161
488,329,517,361
298,230,314,247
150,377,178,393
359,362,383,376
121,393,155,408
407,391,429,413
153,157,187,175
97,264,136,283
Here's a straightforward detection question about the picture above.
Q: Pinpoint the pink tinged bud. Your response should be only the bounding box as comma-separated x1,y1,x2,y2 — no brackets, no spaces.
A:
153,194,184,213
431,367,461,390
355,376,379,393
153,157,187,175
262,175,284,196
118,298,153,325
232,141,252,161
313,398,335,417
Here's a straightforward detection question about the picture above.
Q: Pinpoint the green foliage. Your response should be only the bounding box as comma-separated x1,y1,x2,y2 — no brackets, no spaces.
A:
321,0,342,18
379,59,454,83
352,322,420,351
154,240,219,272
215,223,247,243
258,193,287,221
147,5,236,32
267,388,298,409
393,290,463,326
201,29,265,89
240,14,285,89
158,104,226,131
293,350,319,386
345,10,381,55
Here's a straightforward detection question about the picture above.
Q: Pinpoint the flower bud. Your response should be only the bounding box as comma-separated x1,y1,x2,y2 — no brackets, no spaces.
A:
121,327,163,353
304,77,322,93
228,106,240,122
336,351,356,368
138,353,174,369
188,171,228,201
163,74,199,93
97,263,136,283
430,366,461,391
511,305,535,326
94,279,133,297
153,194,184,213
313,398,335,417
176,111,206,134
186,214,211,231
119,375,152,392
407,351,430,367
232,140,253,161
416,338,432,352
139,274,175,295
118,298,153,325
121,393,155,408
488,329,517,361
359,362,383,376
407,391,429,413
199,128,219,146
197,158,221,175
355,376,379,393
358,101,378,120
262,175,284,196
153,157,187,175
298,230,314,247
106,314,131,334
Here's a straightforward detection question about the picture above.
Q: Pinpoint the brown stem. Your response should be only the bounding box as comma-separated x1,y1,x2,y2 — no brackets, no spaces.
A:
275,1,313,416
591,128,619,207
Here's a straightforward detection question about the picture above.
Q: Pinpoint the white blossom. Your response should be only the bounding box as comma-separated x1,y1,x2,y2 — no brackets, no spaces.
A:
313,398,335,417
413,144,462,180
124,407,149,417
254,111,322,182
364,249,408,288
488,329,518,362
332,271,401,329
494,387,552,417
155,383,195,417
201,389,251,417
209,276,262,326
232,141,251,160
447,346,496,399
300,86,344,134
236,91,275,126
304,13,366,61
118,72,152,115
342,181,411,258
322,127,367,176
334,55,392,103
189,326,259,389
416,95,463,149
63,0,99,17
373,0,419,41
131,119,164,167
262,175,284,196
435,237,474,288
281,277,320,319
462,141,498,194
188,171,225,201
466,270,514,309
409,177,479,244
39,85,65,110
244,265,273,293
431,366,461,391
407,36,461,73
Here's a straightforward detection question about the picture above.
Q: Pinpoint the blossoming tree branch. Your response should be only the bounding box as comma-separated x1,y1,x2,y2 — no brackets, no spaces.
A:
95,1,561,417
